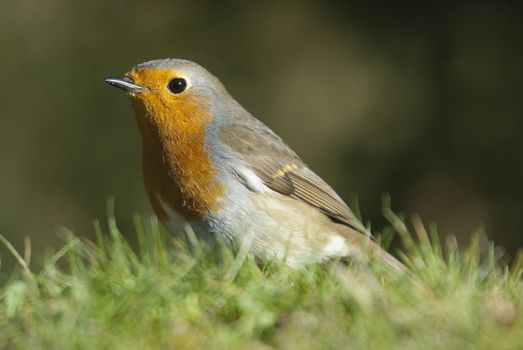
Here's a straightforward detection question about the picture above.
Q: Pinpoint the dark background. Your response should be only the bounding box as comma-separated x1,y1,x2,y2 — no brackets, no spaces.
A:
1,1,522,271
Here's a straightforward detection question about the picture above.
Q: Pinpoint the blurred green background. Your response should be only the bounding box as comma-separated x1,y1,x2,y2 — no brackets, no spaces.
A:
1,1,522,270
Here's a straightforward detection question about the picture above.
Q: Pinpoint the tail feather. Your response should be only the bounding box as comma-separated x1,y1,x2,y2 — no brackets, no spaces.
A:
335,223,409,275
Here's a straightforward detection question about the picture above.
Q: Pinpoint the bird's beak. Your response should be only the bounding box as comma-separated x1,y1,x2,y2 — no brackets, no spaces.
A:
105,76,148,93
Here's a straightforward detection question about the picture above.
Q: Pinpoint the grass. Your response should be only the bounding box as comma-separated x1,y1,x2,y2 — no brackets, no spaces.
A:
1,200,522,349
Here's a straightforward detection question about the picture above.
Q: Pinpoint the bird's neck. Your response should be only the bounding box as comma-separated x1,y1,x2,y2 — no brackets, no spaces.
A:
131,99,224,222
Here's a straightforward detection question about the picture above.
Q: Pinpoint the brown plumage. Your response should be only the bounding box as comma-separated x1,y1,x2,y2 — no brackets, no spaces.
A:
219,124,367,232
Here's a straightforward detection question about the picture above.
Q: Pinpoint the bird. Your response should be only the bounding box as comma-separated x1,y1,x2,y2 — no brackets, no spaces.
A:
105,58,406,272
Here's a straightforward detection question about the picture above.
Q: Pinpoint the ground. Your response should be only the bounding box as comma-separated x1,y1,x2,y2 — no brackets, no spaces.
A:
1,205,522,349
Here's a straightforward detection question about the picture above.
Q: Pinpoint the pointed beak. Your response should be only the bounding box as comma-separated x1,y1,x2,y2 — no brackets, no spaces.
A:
105,76,148,93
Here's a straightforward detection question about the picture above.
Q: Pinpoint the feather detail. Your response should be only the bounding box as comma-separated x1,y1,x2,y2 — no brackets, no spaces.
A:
219,124,366,233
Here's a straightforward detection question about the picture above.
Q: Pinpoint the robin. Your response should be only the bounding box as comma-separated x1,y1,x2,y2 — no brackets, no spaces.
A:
105,58,405,272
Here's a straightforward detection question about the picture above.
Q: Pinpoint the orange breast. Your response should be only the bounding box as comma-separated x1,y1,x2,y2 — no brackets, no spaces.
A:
131,92,225,222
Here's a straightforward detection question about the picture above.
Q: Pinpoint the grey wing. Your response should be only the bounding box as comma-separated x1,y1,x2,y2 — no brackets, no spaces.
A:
219,122,367,233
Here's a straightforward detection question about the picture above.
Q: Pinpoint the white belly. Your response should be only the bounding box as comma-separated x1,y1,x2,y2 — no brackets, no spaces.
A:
159,184,352,268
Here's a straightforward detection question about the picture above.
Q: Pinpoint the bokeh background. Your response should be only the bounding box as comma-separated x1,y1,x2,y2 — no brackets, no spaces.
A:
1,1,522,272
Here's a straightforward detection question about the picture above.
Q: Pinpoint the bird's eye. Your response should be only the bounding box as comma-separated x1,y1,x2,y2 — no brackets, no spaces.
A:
167,78,187,94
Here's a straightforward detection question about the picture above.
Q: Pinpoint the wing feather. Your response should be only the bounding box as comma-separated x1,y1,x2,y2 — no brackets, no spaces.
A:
219,123,366,233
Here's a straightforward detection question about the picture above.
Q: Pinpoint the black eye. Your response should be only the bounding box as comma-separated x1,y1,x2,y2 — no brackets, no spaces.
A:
167,78,187,94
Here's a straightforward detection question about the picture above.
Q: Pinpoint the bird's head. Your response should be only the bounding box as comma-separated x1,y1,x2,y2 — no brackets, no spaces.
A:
106,59,229,139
